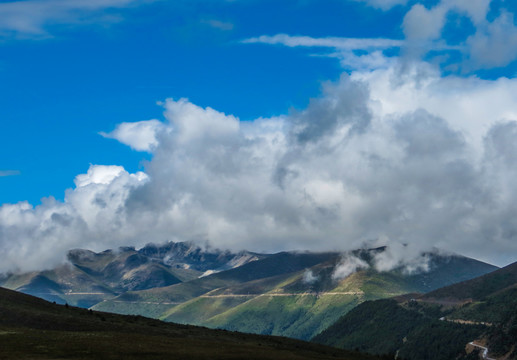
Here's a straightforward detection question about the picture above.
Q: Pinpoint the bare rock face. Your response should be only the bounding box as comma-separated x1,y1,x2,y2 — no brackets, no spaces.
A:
138,241,266,272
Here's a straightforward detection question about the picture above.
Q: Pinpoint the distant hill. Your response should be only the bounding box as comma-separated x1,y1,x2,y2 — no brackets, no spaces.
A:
421,260,517,303
93,248,497,340
0,286,379,360
314,261,517,360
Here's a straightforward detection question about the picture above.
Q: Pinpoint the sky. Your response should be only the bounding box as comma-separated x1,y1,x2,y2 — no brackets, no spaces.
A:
2,0,517,272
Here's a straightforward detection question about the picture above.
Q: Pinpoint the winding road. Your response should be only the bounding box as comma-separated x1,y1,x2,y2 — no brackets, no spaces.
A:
468,342,496,360
199,291,365,298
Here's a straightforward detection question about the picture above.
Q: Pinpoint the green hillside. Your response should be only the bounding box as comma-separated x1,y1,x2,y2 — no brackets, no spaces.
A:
0,286,380,360
181,268,418,340
189,262,493,341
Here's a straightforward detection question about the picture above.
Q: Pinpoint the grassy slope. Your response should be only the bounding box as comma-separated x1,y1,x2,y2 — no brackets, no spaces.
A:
164,269,427,341
205,293,363,341
0,286,379,360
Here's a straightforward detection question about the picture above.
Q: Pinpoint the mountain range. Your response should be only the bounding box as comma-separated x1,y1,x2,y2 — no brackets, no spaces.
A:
0,241,498,342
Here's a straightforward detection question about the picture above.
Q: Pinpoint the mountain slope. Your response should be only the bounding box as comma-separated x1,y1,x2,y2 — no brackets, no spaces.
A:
314,261,517,360
421,260,517,303
0,286,380,360
313,298,486,359
193,254,496,341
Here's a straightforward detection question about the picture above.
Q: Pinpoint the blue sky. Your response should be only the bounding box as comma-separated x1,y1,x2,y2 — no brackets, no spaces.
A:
2,0,517,270
0,0,408,204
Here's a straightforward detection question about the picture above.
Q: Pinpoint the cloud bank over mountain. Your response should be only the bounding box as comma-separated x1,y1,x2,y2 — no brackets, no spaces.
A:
2,0,517,273
2,59,517,272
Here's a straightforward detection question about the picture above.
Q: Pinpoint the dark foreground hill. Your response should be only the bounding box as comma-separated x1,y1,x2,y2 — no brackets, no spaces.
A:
0,286,379,360
314,261,517,360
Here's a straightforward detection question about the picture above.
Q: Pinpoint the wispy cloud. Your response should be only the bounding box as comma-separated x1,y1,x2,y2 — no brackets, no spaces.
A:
401,0,517,70
201,19,234,31
0,0,148,38
242,34,404,50
242,34,406,71
100,119,165,152
0,170,20,177
352,0,409,11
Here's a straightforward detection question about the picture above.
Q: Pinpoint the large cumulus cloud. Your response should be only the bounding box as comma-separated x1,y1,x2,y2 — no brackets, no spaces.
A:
2,62,517,272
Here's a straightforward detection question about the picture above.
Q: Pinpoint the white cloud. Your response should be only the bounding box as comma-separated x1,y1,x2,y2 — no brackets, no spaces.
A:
400,0,517,71
0,0,145,38
351,0,409,11
243,34,404,72
0,170,20,177
4,61,517,272
450,0,491,25
302,269,319,284
242,34,404,50
160,97,240,144
332,253,370,280
402,0,491,43
403,4,447,41
100,119,165,152
74,164,137,187
466,11,517,69
242,33,460,72
0,165,148,272
372,240,431,274
331,50,396,71
351,63,517,155
201,19,234,31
